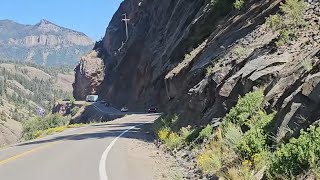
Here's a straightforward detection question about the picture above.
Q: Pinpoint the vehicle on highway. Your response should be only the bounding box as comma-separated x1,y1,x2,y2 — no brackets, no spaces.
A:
121,107,128,112
147,107,157,113
86,95,99,102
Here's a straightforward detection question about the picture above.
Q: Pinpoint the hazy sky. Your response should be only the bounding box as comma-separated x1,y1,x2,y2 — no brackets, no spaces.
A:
0,0,124,40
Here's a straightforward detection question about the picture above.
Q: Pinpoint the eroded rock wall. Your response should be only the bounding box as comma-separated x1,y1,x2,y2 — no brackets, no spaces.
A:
74,0,320,140
73,51,105,100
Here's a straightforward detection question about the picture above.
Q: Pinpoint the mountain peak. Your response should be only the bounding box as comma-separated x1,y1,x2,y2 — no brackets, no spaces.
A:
0,19,94,66
39,19,52,25
37,19,57,27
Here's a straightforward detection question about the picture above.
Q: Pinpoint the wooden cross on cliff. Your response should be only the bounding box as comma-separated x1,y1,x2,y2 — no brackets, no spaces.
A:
122,14,130,41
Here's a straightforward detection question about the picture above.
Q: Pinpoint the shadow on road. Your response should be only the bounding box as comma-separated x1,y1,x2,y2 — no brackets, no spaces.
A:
17,122,156,147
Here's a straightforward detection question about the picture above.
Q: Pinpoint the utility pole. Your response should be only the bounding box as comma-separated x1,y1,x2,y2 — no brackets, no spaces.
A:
122,14,130,41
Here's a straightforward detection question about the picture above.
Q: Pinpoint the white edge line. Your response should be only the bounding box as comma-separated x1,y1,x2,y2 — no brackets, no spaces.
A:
99,123,146,180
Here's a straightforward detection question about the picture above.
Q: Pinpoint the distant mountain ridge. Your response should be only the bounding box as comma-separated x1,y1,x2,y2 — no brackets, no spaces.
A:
0,19,94,66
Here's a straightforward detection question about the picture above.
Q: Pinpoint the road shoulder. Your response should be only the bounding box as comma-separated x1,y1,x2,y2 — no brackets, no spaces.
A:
107,123,183,180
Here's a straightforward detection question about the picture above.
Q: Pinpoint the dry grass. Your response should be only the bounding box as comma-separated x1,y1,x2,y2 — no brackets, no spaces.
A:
198,149,222,174
67,123,86,128
221,165,255,180
33,126,67,139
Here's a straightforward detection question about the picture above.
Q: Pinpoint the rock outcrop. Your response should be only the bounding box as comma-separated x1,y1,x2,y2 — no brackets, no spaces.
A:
73,51,105,100
0,19,94,66
74,0,320,141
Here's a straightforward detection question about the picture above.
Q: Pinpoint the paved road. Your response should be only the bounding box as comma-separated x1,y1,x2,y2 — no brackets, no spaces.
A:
92,103,120,114
0,114,160,180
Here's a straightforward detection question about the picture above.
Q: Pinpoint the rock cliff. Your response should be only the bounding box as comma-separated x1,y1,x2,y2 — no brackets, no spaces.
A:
74,0,320,140
73,50,105,100
0,19,94,66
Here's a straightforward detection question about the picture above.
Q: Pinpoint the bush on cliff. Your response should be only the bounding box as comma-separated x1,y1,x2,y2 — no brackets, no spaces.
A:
224,89,264,126
266,0,307,46
269,126,320,178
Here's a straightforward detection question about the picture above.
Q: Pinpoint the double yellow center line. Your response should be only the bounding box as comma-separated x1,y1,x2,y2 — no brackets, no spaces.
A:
0,127,92,166
0,141,60,165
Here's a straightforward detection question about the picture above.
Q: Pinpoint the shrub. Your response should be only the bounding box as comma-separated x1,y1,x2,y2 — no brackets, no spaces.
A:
233,0,245,10
206,66,214,76
276,29,292,47
185,127,203,142
233,46,246,58
237,110,274,160
266,14,282,31
280,0,306,26
199,125,214,140
179,126,194,142
164,132,184,150
220,165,255,180
237,127,267,159
224,89,264,125
252,150,272,171
198,150,222,174
71,106,80,116
153,114,179,133
222,122,243,149
266,0,306,46
70,96,75,106
310,156,320,180
269,126,320,177
45,113,69,128
247,109,275,129
158,127,171,142
23,113,69,140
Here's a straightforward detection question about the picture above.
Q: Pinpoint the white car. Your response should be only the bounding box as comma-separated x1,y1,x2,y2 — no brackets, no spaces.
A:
121,107,128,112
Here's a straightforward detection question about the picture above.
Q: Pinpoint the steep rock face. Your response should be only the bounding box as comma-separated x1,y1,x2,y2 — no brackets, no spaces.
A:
77,0,278,109
73,51,105,100
0,19,94,66
74,0,320,141
99,0,236,109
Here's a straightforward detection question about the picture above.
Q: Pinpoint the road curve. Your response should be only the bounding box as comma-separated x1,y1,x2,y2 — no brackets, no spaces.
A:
0,114,160,180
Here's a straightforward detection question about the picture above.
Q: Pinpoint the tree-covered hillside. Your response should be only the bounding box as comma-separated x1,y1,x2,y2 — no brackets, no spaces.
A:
0,61,74,146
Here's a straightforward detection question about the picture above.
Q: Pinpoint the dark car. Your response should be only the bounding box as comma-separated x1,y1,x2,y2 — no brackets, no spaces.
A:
148,107,157,113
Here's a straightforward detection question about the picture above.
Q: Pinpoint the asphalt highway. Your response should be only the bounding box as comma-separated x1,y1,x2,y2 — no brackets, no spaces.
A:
0,113,160,180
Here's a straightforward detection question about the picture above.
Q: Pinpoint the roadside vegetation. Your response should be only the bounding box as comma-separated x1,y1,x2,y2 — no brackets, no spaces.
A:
22,113,68,140
153,0,314,178
154,88,320,179
22,113,86,140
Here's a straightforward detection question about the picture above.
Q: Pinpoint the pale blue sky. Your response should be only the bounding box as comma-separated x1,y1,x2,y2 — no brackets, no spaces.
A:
0,0,124,40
